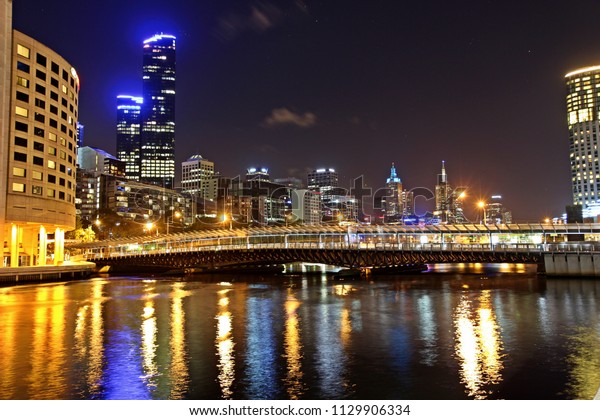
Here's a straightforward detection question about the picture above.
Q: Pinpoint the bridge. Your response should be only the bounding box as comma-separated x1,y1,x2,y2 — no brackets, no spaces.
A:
69,223,600,276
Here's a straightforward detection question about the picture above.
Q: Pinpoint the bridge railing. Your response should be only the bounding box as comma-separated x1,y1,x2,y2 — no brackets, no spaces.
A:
82,238,546,260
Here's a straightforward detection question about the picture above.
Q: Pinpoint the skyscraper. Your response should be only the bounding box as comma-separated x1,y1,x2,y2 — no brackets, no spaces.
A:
140,33,176,189
116,95,143,181
382,163,403,222
565,66,600,217
434,161,450,222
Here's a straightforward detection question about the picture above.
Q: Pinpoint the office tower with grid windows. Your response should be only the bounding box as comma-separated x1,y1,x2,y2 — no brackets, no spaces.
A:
566,66,600,217
140,33,176,189
116,95,143,181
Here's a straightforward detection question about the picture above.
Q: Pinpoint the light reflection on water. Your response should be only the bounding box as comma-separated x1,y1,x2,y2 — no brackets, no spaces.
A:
0,271,599,400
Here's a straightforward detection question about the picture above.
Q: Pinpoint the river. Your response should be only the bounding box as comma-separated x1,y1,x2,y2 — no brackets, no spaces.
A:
0,264,599,400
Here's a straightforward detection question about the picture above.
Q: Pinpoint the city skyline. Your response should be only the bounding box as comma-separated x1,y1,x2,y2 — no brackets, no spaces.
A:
13,0,600,221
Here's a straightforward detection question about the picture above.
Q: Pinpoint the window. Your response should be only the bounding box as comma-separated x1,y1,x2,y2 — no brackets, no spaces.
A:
62,69,68,81
59,191,65,200
59,164,65,173
35,69,46,81
47,188,55,198
16,76,29,88
34,112,45,123
50,104,58,114
33,156,43,166
48,132,57,142
59,150,66,160
35,98,45,109
61,84,67,94
48,174,56,183
16,91,29,102
33,141,44,152
36,53,47,67
50,91,58,101
48,160,56,169
14,136,27,147
15,106,28,117
17,61,30,73
49,118,57,128
59,178,65,186
34,127,44,138
61,98,67,107
60,110,67,120
14,152,27,162
32,186,42,195
51,62,59,74
48,146,56,156
32,171,42,180
50,77,58,88
13,167,26,177
12,183,25,193
35,84,46,95
60,124,66,133
17,44,30,58
15,121,27,132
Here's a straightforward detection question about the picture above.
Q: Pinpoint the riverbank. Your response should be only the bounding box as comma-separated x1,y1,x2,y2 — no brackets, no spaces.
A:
0,261,96,285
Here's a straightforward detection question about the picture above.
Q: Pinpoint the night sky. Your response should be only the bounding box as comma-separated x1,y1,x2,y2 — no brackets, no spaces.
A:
12,0,600,222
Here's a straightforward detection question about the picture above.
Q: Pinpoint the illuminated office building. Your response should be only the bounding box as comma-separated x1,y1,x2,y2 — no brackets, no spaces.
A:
566,66,600,217
1,4,79,267
140,33,176,189
181,154,215,199
116,95,143,181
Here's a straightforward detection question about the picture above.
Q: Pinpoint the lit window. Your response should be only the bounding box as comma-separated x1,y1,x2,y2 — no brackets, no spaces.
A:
12,183,25,193
48,160,56,169
15,106,28,117
16,76,29,88
13,167,26,177
46,188,55,198
32,186,42,195
32,171,42,180
17,44,30,58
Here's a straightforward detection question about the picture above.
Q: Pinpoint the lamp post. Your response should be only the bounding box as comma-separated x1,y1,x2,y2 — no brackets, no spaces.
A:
166,211,182,235
477,201,487,225
222,213,232,230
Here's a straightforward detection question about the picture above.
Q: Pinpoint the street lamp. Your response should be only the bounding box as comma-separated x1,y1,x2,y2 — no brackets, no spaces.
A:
477,201,487,225
222,213,232,230
145,221,157,236
166,211,182,235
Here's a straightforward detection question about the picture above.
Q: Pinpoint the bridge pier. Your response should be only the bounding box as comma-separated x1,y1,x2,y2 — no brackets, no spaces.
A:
543,253,600,277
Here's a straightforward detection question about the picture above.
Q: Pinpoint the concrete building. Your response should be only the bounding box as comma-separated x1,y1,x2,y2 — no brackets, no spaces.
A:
291,189,321,225
1,5,80,267
565,66,600,217
181,154,215,199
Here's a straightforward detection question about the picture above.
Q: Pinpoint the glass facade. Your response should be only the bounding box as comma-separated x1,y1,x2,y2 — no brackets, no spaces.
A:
116,95,143,181
140,34,176,189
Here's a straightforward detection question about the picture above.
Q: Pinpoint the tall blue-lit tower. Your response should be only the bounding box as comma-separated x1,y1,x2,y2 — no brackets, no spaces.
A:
140,33,176,189
116,95,143,181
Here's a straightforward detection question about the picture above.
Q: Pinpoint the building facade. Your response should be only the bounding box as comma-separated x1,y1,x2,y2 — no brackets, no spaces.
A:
116,94,143,181
140,34,176,189
565,66,600,217
181,154,215,199
291,189,321,225
1,23,79,266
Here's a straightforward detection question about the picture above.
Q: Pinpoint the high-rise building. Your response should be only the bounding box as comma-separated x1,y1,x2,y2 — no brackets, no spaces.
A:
307,168,338,197
434,161,450,222
291,189,321,225
382,163,403,222
1,6,79,267
565,66,600,217
140,33,176,189
116,95,143,181
76,122,84,147
181,154,215,199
